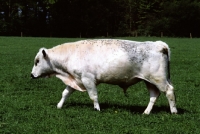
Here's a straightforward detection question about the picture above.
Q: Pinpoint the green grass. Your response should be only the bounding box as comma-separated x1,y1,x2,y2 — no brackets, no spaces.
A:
1,37,200,133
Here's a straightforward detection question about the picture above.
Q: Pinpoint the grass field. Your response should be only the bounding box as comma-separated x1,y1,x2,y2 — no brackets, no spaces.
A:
1,37,200,133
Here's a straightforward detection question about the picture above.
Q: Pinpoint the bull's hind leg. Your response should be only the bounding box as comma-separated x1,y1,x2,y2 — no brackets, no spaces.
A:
165,84,177,114
57,86,75,109
143,81,160,114
153,82,178,114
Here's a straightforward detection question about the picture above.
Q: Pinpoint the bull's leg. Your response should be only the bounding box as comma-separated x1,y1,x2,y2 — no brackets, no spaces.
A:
154,82,178,114
143,81,160,114
81,76,100,111
57,86,75,109
165,84,178,114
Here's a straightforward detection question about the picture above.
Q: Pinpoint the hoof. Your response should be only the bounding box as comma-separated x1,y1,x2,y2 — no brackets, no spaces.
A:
143,110,150,115
57,103,63,109
94,108,100,111
171,108,178,114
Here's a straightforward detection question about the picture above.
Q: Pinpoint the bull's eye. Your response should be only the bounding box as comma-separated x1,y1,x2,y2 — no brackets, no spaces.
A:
35,59,39,66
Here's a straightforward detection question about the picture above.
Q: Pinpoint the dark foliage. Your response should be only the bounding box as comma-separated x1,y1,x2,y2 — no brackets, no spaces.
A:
0,0,199,37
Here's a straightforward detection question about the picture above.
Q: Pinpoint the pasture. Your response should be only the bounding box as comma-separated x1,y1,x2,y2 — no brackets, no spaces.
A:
0,37,200,133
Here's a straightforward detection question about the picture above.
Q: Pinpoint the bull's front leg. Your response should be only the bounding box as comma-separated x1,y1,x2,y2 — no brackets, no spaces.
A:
57,86,75,109
81,75,100,111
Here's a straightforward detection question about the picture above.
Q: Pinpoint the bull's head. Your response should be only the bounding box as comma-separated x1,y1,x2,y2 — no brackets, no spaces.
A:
31,48,54,79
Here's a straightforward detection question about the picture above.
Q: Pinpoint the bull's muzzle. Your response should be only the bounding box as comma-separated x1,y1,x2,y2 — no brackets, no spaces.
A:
31,73,37,79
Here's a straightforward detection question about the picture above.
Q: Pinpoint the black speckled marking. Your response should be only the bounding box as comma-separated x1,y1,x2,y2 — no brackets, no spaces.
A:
120,41,150,63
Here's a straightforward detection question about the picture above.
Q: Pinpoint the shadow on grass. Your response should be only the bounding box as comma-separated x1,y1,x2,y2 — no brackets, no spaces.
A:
60,102,185,114
100,103,185,114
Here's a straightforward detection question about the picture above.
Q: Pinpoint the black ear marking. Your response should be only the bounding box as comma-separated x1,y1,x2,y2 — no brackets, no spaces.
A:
42,49,47,57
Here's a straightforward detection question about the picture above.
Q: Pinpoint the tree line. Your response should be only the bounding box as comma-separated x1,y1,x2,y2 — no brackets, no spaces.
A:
0,0,200,37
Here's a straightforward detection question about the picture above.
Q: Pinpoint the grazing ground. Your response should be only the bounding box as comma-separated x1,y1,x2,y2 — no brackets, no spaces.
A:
0,37,200,133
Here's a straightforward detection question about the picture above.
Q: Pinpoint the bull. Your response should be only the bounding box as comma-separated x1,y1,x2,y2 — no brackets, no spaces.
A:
31,39,177,114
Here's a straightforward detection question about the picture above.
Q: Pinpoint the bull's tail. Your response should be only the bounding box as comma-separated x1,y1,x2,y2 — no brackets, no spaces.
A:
167,55,171,84
160,44,171,84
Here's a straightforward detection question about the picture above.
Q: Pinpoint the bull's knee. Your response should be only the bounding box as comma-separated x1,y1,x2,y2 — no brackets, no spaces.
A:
166,85,175,100
166,89,174,100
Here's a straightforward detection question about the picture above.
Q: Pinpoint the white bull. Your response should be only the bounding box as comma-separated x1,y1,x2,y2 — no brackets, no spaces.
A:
31,39,177,114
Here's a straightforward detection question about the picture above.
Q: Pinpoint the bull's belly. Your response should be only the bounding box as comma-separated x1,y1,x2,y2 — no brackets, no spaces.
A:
101,77,142,87
96,72,142,86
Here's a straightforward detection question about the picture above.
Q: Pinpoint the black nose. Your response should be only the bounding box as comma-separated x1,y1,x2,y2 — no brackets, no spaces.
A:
31,74,35,79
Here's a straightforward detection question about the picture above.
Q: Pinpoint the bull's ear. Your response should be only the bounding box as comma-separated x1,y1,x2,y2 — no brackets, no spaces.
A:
42,49,47,57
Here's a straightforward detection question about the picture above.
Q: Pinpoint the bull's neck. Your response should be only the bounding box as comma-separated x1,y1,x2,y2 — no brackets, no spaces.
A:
48,49,69,76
